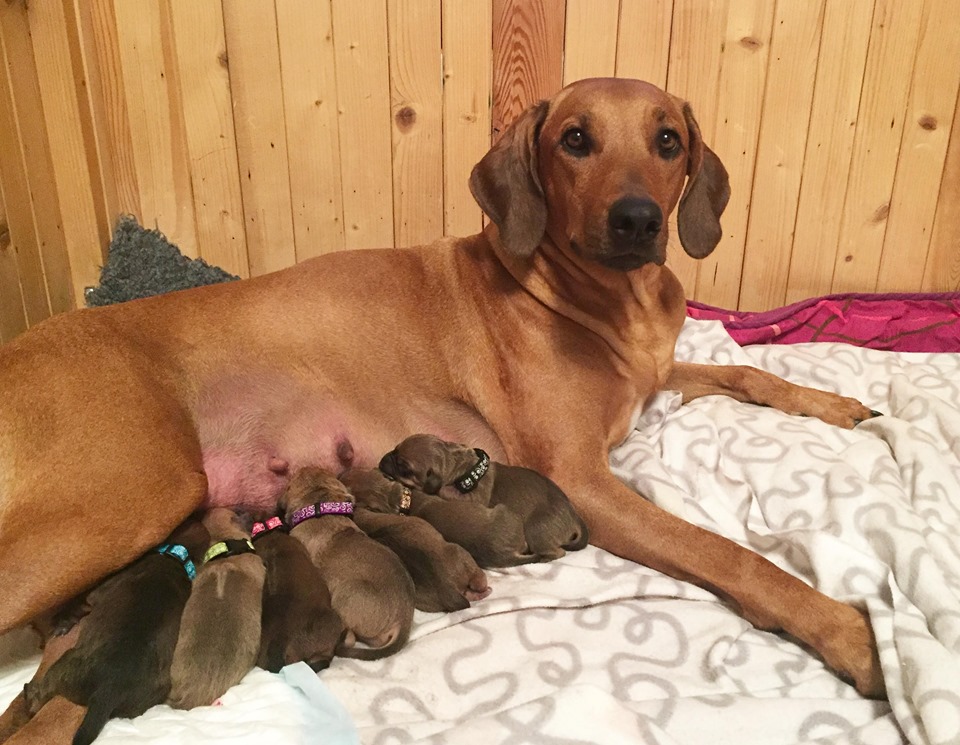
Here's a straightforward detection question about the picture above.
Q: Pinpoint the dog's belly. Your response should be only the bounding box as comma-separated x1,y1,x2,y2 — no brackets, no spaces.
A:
193,371,503,513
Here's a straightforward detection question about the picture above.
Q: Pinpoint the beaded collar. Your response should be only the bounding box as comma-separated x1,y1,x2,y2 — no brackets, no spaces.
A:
203,538,256,565
251,516,286,540
289,501,354,529
453,449,491,493
155,543,196,580
398,487,412,515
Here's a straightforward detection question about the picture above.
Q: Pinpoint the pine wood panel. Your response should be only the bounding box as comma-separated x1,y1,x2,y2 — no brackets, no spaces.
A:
76,0,139,231
693,0,775,309
923,85,960,292
275,0,345,261
785,0,874,305
0,21,51,327
0,175,26,342
388,0,443,248
28,0,107,306
830,0,925,294
492,0,566,137
738,0,826,311
331,0,395,250
222,0,296,275
563,0,619,85
876,0,960,292
112,0,197,257
616,0,673,88
441,0,492,238
664,0,728,297
168,0,249,278
0,0,73,316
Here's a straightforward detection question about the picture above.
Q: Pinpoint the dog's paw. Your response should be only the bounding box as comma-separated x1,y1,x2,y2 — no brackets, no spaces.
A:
817,605,886,699
793,391,882,430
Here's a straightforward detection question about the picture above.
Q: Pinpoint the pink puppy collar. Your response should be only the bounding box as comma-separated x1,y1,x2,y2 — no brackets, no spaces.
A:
251,516,286,540
289,502,354,529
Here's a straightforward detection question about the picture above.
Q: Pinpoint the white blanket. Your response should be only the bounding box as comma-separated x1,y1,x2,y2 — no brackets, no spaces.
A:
2,318,958,744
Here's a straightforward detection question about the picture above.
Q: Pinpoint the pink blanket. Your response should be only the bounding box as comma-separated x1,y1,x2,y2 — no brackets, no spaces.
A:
687,292,960,352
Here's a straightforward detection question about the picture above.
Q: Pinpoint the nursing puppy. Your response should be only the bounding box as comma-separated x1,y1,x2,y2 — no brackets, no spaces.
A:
168,508,265,708
341,467,535,569
253,517,344,673
23,518,208,745
381,434,588,560
340,470,491,612
280,467,414,659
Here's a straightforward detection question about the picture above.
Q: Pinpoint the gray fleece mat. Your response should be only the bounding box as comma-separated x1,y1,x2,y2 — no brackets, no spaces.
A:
85,216,238,307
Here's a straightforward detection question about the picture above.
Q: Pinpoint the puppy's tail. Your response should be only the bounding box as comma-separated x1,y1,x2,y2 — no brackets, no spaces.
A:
71,694,112,745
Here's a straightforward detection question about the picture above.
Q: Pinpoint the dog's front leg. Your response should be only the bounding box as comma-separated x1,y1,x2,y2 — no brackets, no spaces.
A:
666,362,881,428
557,465,885,699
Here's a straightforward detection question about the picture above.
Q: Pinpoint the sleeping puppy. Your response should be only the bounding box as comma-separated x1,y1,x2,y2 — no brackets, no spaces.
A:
252,517,344,673
168,508,265,708
340,467,536,569
381,434,589,560
339,470,490,612
280,467,415,660
23,517,208,745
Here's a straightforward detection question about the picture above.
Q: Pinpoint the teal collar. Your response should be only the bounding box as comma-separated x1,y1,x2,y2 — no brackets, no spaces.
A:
156,543,196,580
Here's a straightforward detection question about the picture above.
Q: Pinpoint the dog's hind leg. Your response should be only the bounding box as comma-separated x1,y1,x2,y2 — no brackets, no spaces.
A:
0,378,207,634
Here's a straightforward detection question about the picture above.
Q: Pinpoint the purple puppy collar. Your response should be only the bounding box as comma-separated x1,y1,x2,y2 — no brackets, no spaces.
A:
289,501,354,528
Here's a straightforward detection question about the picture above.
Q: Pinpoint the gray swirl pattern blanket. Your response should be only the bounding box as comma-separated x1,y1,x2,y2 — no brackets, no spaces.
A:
1,317,957,744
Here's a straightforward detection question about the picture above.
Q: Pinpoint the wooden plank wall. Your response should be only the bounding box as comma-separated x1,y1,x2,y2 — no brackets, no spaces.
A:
0,0,958,341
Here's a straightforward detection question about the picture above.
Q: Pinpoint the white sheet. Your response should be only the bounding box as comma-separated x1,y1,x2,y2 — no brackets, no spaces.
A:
3,318,959,744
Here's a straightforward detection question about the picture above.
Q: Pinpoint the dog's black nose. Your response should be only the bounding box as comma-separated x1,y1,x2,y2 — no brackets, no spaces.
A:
608,197,662,243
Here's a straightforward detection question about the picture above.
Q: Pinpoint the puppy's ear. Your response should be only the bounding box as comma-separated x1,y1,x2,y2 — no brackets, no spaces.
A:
677,103,730,259
470,101,549,257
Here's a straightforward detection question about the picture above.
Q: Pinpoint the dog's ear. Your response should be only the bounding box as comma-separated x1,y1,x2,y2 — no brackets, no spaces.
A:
677,103,730,259
470,101,549,257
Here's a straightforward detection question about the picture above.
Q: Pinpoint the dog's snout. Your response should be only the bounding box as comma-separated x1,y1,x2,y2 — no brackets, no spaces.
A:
608,198,663,243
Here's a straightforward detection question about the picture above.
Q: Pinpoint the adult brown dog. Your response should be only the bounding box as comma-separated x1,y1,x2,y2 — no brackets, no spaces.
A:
0,77,883,697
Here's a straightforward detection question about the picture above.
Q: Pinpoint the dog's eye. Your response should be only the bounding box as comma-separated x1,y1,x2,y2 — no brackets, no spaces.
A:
562,128,589,155
657,129,681,158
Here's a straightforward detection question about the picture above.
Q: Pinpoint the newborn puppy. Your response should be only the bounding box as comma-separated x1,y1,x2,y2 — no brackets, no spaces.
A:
252,517,344,673
340,467,535,569
168,508,266,709
0,608,86,742
381,434,588,560
280,467,414,660
23,517,208,745
339,470,491,612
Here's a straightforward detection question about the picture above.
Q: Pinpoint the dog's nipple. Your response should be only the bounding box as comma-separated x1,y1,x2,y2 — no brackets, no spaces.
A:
336,438,355,468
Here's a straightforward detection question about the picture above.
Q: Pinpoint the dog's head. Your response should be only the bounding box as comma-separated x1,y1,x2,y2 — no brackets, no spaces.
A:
470,77,730,269
338,467,406,512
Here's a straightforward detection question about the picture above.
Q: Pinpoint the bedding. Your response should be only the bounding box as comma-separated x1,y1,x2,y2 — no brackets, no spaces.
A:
2,316,958,744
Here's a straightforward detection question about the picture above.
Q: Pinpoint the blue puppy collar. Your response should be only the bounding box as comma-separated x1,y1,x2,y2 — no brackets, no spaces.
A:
156,543,196,581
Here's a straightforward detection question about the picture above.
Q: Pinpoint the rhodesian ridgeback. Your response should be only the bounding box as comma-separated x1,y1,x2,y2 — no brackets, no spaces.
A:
0,77,884,697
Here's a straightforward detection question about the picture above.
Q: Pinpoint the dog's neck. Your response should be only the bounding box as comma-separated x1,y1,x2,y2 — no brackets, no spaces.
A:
481,224,685,374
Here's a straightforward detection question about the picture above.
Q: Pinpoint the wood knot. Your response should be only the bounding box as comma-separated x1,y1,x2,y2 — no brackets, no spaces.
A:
395,106,417,132
918,115,937,131
218,51,228,69
871,202,890,224
739,36,762,50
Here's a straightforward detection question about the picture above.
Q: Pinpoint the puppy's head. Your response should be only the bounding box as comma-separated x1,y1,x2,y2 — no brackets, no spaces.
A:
378,434,476,494
470,77,730,269
279,466,355,515
338,468,405,512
